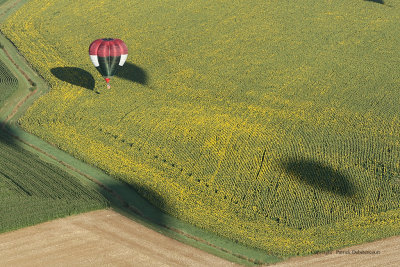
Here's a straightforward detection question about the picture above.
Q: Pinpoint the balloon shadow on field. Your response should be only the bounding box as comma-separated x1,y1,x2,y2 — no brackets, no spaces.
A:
280,157,357,198
51,67,95,90
115,62,148,85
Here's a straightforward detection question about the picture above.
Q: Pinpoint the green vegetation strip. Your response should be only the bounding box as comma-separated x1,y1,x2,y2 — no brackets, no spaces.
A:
0,0,27,24
0,60,18,106
0,44,30,122
0,23,109,232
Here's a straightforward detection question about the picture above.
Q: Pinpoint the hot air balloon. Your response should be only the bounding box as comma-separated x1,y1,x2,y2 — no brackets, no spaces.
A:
89,38,128,89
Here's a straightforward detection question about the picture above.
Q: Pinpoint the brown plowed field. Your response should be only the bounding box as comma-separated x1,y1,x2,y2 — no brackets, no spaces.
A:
1,209,399,266
273,236,400,267
0,209,238,267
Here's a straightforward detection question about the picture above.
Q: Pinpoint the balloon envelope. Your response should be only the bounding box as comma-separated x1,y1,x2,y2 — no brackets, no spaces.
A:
89,38,128,83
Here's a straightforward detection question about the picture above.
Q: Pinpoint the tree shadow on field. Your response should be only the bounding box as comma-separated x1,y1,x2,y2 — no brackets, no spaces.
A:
115,62,148,85
364,0,385,4
0,127,31,197
280,157,357,198
0,126,167,227
51,67,95,90
0,127,17,148
105,180,166,227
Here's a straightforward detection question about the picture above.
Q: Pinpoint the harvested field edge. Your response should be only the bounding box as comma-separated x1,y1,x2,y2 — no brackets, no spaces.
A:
0,6,280,266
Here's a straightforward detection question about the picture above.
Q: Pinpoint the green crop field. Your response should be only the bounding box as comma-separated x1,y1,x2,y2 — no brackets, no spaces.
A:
0,131,108,233
2,0,400,256
0,59,18,107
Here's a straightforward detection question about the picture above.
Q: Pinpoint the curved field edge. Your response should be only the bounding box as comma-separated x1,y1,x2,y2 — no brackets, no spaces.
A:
0,33,109,233
2,0,400,258
0,0,26,24
0,15,276,267
0,43,31,121
0,59,18,107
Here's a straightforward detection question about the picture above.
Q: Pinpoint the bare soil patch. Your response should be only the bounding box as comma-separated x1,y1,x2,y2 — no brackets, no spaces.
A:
273,235,400,267
0,209,238,266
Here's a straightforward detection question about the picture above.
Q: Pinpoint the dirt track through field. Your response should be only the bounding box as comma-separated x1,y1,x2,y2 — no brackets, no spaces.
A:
0,209,238,267
273,235,400,267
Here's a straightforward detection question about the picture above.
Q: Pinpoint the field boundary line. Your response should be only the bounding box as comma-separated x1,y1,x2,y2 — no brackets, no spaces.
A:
0,0,27,24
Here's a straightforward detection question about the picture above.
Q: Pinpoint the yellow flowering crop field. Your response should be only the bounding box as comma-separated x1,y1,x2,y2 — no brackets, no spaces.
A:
2,0,400,256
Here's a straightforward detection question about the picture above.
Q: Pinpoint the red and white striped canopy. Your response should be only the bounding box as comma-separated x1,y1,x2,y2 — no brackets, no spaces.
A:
89,38,128,68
